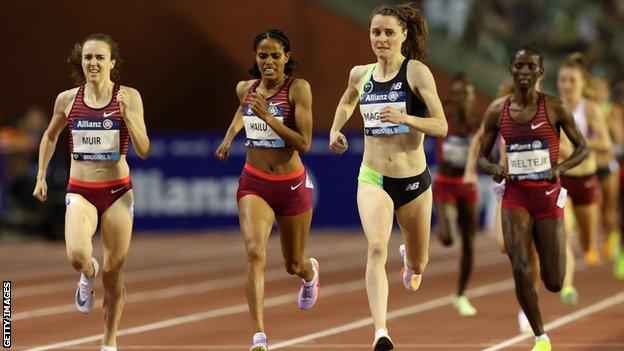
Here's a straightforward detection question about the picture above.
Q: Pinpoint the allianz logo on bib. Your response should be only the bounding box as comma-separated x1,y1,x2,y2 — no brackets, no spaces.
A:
405,182,420,191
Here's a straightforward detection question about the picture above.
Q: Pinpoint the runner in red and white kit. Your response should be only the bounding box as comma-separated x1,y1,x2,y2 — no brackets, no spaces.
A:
433,73,480,316
215,29,319,351
33,33,150,351
478,44,588,351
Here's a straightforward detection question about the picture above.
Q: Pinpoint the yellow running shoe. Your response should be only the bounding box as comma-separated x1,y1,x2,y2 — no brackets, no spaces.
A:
604,231,621,261
584,249,602,267
531,339,552,351
453,295,477,316
560,285,579,306
614,252,624,280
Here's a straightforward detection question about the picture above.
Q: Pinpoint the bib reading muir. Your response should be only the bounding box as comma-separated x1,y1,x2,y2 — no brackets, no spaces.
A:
243,103,286,148
442,135,471,167
71,117,121,161
506,139,551,180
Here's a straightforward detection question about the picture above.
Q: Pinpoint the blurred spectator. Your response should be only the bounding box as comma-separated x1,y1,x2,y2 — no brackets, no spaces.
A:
0,106,66,240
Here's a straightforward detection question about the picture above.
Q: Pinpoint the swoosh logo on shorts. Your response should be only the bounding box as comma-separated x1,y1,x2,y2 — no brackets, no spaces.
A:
545,188,557,196
111,187,126,194
290,181,303,191
103,111,118,118
531,122,546,130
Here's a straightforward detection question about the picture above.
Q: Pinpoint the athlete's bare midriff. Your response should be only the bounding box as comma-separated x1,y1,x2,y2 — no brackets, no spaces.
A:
246,148,303,174
363,131,427,177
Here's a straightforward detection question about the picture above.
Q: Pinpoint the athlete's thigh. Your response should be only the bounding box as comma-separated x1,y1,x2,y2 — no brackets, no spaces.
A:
396,187,433,257
357,182,394,244
238,195,275,249
601,172,619,208
533,217,565,274
276,210,312,261
501,208,534,260
65,193,98,252
100,190,134,264
456,199,478,239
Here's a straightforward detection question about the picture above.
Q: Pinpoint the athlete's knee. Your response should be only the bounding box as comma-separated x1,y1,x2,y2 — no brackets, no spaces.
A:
439,232,453,247
541,269,564,293
284,258,304,276
103,255,126,274
67,249,91,271
245,244,266,264
367,241,388,261
508,253,532,279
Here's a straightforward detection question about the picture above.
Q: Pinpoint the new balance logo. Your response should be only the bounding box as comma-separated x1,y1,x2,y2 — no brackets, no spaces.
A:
531,122,546,130
405,182,420,191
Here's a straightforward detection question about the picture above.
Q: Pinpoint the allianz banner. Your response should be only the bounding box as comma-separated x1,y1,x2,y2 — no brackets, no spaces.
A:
126,133,371,231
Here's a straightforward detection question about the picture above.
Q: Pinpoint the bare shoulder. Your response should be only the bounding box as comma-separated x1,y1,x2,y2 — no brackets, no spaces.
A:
55,87,79,115
348,64,372,86
543,93,567,114
486,95,507,116
119,85,141,98
406,59,432,77
291,77,311,91
235,79,256,100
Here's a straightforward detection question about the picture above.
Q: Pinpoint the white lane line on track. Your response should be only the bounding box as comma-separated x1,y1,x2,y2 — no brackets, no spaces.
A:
481,291,624,351
12,238,365,298
18,343,624,350
13,238,482,320
23,249,507,350
270,278,516,349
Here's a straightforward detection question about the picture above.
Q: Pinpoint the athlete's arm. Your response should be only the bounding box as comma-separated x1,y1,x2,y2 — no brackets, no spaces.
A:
118,87,150,159
380,61,447,137
478,100,506,183
551,97,589,177
329,65,366,154
463,125,483,184
215,81,249,161
33,90,72,201
584,99,612,153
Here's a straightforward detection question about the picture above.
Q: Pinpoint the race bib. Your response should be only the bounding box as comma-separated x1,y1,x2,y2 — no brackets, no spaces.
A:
360,91,409,136
243,103,286,148
506,140,551,180
442,135,471,167
71,118,120,161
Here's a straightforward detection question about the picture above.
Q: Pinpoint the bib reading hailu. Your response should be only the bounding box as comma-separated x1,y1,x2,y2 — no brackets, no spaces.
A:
242,77,296,148
68,84,129,161
358,59,428,136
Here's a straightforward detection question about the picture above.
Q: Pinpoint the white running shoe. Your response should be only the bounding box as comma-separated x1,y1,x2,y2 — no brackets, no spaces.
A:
298,258,320,310
250,332,268,351
101,346,118,351
373,328,394,351
518,310,532,333
75,257,99,314
399,244,422,291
